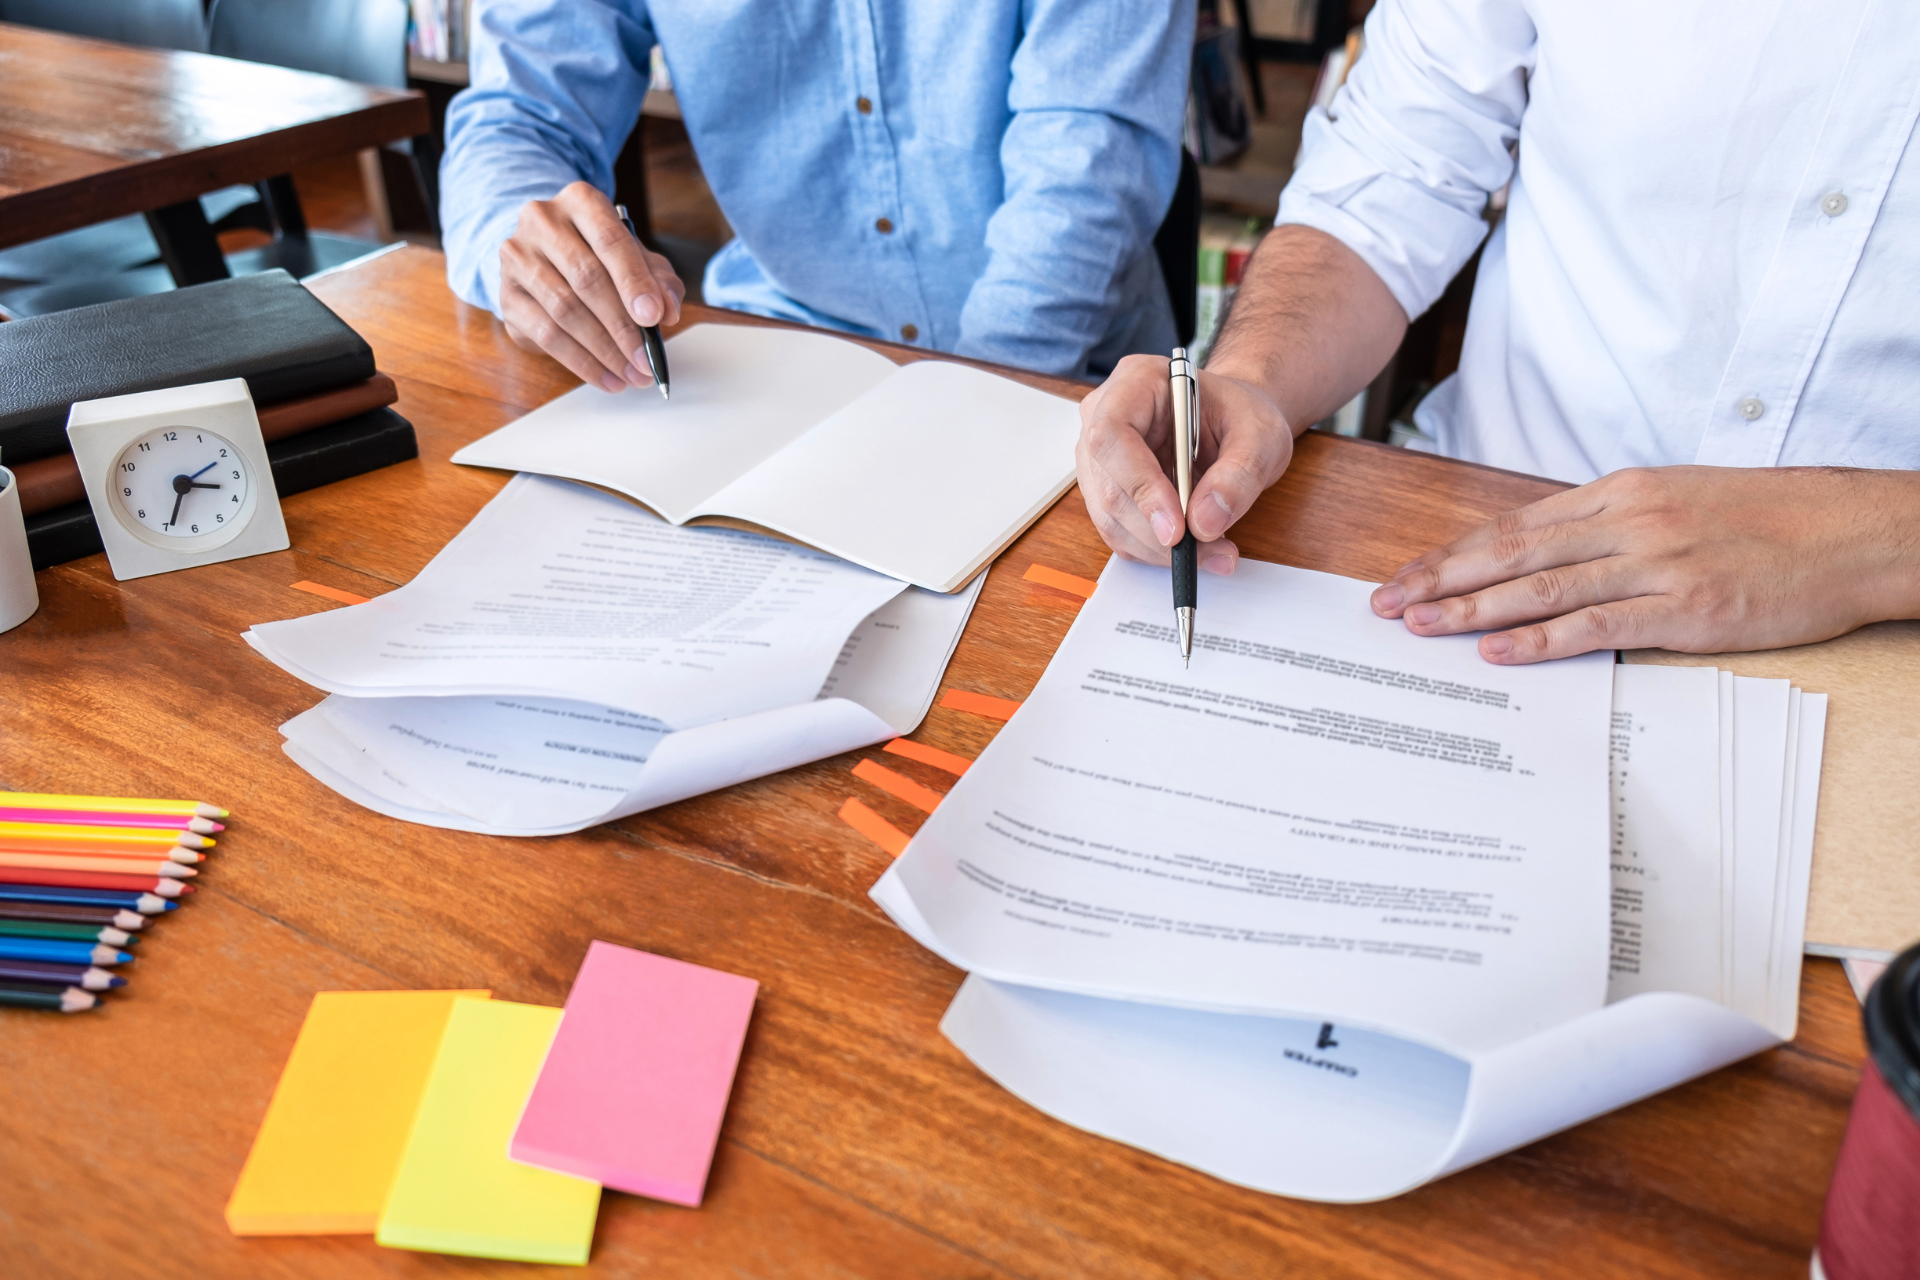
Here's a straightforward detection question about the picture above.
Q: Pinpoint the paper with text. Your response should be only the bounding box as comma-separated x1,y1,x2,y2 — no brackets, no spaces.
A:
880,557,1616,1056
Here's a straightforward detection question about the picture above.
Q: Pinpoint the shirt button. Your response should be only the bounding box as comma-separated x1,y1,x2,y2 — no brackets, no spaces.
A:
1738,396,1765,421
875,217,894,234
900,324,919,342
856,96,872,115
1821,191,1849,217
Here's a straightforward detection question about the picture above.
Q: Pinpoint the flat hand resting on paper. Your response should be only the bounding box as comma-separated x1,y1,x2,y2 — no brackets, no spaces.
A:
498,181,685,394
1370,465,1920,664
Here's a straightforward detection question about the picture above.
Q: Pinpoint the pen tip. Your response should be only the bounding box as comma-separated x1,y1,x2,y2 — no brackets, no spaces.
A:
659,385,671,401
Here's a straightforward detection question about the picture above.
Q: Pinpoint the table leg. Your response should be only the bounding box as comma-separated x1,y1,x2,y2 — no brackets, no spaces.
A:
145,200,230,286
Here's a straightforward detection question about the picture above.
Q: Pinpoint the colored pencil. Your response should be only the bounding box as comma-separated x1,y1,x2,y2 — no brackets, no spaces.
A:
0,823,213,852
0,792,227,819
0,866,193,894
0,885,180,913
0,938,132,966
0,901,149,930
0,853,198,878
0,920,135,945
0,958,124,990
0,986,98,1013
0,807,223,834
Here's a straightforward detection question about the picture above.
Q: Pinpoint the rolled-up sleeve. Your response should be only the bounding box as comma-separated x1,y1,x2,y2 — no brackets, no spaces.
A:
955,0,1194,375
1278,0,1534,321
439,0,654,314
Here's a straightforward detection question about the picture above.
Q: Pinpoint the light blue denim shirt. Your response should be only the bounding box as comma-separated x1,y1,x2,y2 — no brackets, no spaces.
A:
440,0,1192,378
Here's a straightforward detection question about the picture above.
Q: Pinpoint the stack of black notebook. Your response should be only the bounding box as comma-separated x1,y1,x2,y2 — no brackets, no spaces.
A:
0,271,418,569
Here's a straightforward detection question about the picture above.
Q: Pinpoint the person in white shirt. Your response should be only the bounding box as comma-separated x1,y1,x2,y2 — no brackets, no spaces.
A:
1076,0,1920,664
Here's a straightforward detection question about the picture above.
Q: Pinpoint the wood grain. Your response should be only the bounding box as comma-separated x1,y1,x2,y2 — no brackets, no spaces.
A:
0,245,1860,1279
0,23,428,249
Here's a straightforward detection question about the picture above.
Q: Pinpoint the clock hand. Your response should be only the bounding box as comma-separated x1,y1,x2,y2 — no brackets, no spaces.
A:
168,490,184,528
188,482,221,490
189,462,219,479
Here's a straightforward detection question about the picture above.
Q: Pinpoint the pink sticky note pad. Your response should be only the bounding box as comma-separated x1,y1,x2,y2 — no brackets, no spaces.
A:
510,941,758,1205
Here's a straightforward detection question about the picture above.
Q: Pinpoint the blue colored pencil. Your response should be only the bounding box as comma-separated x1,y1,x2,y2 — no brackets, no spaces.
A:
0,884,179,914
0,937,133,966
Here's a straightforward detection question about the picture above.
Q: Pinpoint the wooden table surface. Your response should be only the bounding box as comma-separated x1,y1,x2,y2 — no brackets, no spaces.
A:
0,22,427,250
0,246,1862,1279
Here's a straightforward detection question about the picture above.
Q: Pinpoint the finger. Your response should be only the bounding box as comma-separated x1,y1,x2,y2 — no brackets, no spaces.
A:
539,219,660,380
1397,555,1646,636
1186,405,1293,543
1200,536,1240,575
1479,596,1674,664
1078,360,1183,547
500,279,625,392
1078,450,1177,565
1372,515,1619,618
1387,480,1623,579
503,238,636,385
575,207,681,332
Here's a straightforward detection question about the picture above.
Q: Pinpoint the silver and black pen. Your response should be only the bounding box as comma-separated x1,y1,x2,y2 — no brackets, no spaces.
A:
1169,347,1199,666
613,203,672,400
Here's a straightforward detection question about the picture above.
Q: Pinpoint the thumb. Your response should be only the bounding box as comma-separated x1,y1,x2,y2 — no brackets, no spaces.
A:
1188,425,1290,542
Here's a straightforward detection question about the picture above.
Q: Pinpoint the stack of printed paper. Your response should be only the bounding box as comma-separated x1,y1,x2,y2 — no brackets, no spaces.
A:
873,558,1827,1202
245,474,980,835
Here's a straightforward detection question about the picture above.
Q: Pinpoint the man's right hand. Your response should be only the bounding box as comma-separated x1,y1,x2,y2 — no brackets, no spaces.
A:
498,181,686,392
1074,355,1299,576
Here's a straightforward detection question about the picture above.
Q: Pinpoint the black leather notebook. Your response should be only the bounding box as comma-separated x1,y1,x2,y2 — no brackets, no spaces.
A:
24,407,417,571
0,271,375,466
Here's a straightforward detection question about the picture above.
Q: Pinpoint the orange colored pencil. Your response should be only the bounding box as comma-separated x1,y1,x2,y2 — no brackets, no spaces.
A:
0,824,213,854
0,852,197,878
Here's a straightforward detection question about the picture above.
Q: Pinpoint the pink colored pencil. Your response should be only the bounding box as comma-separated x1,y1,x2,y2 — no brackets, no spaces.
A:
0,807,224,834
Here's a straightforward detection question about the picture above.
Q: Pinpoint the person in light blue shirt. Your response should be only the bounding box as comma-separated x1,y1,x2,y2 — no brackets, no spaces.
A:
440,0,1194,390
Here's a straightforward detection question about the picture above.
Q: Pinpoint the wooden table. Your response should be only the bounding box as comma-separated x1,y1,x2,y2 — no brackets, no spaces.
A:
0,22,427,282
0,246,1863,1279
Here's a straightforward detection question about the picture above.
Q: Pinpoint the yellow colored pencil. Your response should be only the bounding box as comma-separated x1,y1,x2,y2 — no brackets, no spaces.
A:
0,851,198,878
0,824,213,853
0,792,227,819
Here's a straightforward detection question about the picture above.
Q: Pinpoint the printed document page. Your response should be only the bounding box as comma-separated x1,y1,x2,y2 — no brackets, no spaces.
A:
881,557,1616,1056
247,474,905,729
450,326,900,522
278,579,984,836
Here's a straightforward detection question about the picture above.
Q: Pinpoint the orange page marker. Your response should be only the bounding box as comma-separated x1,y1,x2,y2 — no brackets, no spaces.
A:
883,738,973,777
837,798,909,857
291,581,372,606
852,759,943,814
1022,563,1097,599
939,690,1023,721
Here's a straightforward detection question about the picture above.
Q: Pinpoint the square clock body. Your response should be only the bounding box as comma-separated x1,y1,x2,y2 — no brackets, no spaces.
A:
67,377,289,581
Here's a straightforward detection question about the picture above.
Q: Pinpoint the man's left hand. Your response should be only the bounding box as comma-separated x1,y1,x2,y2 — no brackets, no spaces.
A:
1370,465,1920,663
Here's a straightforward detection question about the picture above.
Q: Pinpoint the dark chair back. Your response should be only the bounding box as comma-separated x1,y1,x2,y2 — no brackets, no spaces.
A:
1154,149,1203,349
207,0,407,88
0,0,206,52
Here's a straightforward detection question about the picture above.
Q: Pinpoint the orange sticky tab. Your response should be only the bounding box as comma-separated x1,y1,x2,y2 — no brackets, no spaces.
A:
939,690,1023,721
883,738,973,777
837,797,910,857
1023,563,1097,599
291,581,371,606
852,759,944,814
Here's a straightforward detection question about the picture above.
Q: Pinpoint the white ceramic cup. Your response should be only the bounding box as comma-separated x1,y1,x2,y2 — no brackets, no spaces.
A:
0,466,40,633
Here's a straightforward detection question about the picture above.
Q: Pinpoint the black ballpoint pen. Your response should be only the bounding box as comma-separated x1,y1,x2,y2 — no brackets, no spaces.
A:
613,203,672,400
1169,347,1199,666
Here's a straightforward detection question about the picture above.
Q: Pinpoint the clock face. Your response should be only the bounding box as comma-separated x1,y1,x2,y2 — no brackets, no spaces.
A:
111,426,252,539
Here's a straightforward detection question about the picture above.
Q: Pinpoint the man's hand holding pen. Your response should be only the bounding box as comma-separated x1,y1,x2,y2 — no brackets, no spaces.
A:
1074,355,1298,579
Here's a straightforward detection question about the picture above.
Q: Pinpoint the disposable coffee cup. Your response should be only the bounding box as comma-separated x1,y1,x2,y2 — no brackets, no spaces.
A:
1813,943,1920,1280
0,466,40,633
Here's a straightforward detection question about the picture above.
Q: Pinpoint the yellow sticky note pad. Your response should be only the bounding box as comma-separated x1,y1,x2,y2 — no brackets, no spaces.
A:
225,989,490,1235
376,998,601,1265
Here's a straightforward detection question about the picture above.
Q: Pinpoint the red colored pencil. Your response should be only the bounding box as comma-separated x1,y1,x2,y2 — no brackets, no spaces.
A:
0,867,196,895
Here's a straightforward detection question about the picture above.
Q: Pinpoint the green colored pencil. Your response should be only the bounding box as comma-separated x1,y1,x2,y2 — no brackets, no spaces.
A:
0,919,136,946
0,986,98,1012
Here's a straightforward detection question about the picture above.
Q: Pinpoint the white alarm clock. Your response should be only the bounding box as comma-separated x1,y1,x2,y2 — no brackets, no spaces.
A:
67,378,289,581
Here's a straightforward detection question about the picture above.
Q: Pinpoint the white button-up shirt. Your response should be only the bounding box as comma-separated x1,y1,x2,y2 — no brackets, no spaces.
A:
1277,0,1920,484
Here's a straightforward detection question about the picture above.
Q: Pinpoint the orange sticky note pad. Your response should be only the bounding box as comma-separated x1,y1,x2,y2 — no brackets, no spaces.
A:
883,738,973,776
939,689,1024,721
225,989,490,1235
291,581,371,606
852,759,944,814
838,797,909,856
1023,563,1097,599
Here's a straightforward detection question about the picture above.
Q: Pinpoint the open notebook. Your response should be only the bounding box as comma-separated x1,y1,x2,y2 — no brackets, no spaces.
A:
450,324,1082,592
